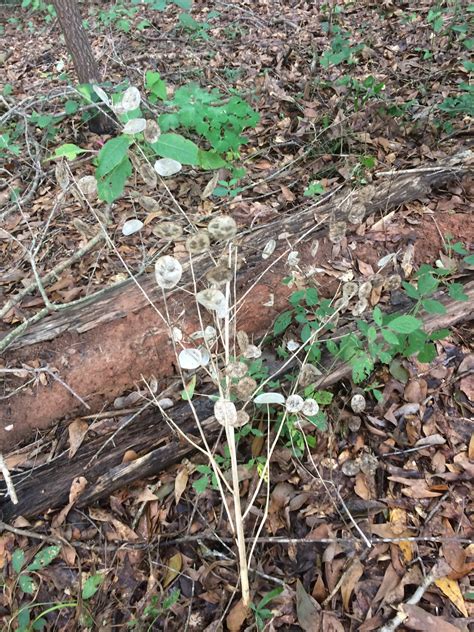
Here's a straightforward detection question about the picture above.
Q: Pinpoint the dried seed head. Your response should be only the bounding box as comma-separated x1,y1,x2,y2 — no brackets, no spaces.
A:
186,230,210,255
153,222,183,240
235,376,257,400
341,459,360,477
214,399,238,426
348,201,366,224
154,255,183,289
208,215,237,241
217,249,244,272
329,221,347,244
360,452,378,476
298,363,322,387
196,288,227,312
358,281,372,299
342,282,358,300
352,298,368,316
286,394,304,413
138,162,158,188
144,119,161,144
385,274,402,291
136,195,160,213
302,398,319,416
77,175,97,197
205,265,233,286
225,362,248,379
351,393,366,414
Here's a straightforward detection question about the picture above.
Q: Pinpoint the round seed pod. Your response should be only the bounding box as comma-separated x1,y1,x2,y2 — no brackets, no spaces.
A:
206,265,233,286
329,221,347,244
235,376,257,401
208,215,237,241
351,393,366,414
153,222,183,240
186,230,210,255
225,362,248,379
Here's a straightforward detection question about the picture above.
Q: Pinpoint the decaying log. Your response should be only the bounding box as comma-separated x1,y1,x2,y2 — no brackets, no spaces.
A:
1,282,472,521
0,151,472,450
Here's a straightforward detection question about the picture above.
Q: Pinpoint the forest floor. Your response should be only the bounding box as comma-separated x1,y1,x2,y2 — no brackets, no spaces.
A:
0,0,473,630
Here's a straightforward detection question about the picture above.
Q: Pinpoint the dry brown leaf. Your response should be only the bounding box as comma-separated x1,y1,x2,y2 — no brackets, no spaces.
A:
401,604,461,631
174,465,189,505
340,559,364,611
321,612,345,632
89,507,139,541
434,577,468,617
459,374,474,401
52,476,88,527
226,599,249,632
68,419,89,458
163,552,182,588
296,579,322,631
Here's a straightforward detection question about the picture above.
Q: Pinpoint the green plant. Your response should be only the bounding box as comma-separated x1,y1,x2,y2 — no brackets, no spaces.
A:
178,11,219,40
304,180,325,197
10,545,104,631
128,588,181,630
21,0,55,22
250,587,283,630
319,25,364,68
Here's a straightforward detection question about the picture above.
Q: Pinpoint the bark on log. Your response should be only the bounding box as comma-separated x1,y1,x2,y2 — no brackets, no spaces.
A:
0,151,472,451
1,284,472,522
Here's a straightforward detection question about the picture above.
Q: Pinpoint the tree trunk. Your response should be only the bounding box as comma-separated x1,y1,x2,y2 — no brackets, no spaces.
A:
51,0,114,133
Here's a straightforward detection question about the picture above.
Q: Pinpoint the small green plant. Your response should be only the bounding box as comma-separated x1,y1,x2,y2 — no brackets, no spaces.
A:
337,75,385,112
21,0,55,22
128,588,181,629
304,180,325,197
250,587,283,630
178,11,219,40
10,545,104,631
319,25,364,68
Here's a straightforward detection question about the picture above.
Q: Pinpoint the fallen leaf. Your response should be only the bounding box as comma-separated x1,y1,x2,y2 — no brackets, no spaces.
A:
52,476,88,527
163,552,182,588
296,579,322,631
68,419,89,458
434,577,468,617
340,559,364,611
226,599,249,632
174,465,189,505
401,603,460,631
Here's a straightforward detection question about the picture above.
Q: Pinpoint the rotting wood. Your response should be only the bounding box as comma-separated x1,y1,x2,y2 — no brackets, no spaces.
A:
0,152,472,450
1,283,472,522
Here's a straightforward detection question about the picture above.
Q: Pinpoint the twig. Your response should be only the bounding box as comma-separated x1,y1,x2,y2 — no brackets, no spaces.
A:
379,561,445,632
0,453,18,504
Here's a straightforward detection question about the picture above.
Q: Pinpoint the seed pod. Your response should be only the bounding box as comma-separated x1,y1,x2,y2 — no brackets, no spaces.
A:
351,393,366,414
153,222,183,240
154,255,183,289
286,395,304,413
206,265,233,286
186,230,210,255
235,376,257,400
208,215,237,241
225,362,248,379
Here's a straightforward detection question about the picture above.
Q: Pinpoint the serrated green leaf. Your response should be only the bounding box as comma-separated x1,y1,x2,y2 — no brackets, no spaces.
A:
19,574,37,594
429,328,450,341
17,606,30,631
53,143,86,160
145,70,167,101
387,315,422,334
197,149,227,170
417,272,439,296
27,545,61,571
417,343,437,363
181,375,196,401
463,254,474,265
273,310,293,336
96,136,130,178
97,156,132,202
151,133,199,165
305,288,319,306
402,281,420,300
82,573,104,600
12,549,25,574
193,475,209,494
448,283,468,301
313,390,333,405
422,299,447,315
381,328,399,346
373,306,383,326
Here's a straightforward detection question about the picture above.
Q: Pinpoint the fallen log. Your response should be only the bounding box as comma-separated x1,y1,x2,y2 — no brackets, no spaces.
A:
1,282,472,521
0,151,472,450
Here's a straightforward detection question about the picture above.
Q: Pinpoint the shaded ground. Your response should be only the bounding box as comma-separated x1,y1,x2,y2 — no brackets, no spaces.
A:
0,0,473,630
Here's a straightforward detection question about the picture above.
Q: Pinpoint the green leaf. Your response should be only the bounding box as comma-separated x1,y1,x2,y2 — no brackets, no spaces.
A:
404,329,427,357
387,315,422,334
145,70,167,101
12,549,25,574
422,299,447,315
313,390,333,405
417,343,437,363
464,254,474,265
273,310,293,336
417,272,439,296
97,156,132,202
381,328,399,346
193,475,209,494
96,136,130,178
448,283,468,301
402,281,420,300
17,606,31,632
258,586,284,609
151,133,199,165
181,375,196,401
19,574,37,595
373,306,383,326
53,143,86,160
82,573,104,600
305,288,319,306
27,545,61,571
32,618,47,631
197,149,227,169
429,328,450,341
65,100,79,115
